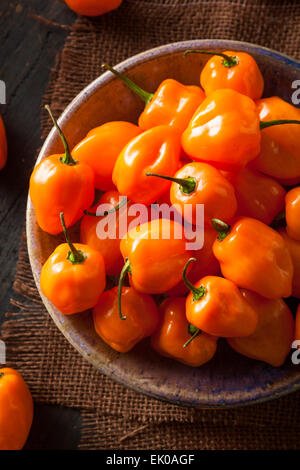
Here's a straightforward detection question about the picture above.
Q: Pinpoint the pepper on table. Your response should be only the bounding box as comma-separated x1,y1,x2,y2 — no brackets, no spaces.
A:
184,49,264,100
285,187,300,241
72,121,141,190
0,368,33,450
64,0,122,16
183,258,258,337
0,115,7,170
93,286,159,352
212,217,293,299
151,297,218,367
103,63,206,132
228,289,294,367
29,106,94,235
41,212,106,315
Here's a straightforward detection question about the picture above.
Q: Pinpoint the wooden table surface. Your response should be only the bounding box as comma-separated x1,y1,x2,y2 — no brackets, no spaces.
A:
0,0,83,450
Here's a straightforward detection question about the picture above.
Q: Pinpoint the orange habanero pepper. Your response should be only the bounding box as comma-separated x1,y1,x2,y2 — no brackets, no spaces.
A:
0,368,33,450
183,259,258,337
41,213,106,315
223,167,286,225
64,0,122,16
72,121,141,190
29,106,94,235
151,297,218,367
0,115,7,170
147,161,237,226
93,286,159,352
103,63,206,133
228,289,294,367
185,49,264,100
112,125,181,205
285,186,300,241
278,229,300,298
212,217,293,299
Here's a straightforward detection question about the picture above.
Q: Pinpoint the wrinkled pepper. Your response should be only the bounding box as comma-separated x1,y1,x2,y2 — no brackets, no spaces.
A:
285,186,300,241
278,229,300,299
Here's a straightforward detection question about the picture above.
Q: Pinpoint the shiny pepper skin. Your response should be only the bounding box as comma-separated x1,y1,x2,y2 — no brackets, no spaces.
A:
181,89,261,170
285,187,300,241
213,217,294,299
41,242,106,315
223,167,286,225
120,218,191,294
0,115,7,170
113,125,181,205
200,50,264,100
64,0,122,16
151,297,218,367
279,229,300,298
228,289,294,367
138,79,206,132
93,286,159,353
0,368,33,450
252,97,300,182
185,275,258,337
72,121,141,190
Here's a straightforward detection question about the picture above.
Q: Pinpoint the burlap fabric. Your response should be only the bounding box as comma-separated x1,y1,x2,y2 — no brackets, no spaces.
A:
2,0,300,450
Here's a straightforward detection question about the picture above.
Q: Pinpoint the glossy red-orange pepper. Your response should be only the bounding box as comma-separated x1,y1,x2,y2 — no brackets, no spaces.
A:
29,106,94,235
72,121,141,190
252,97,300,182
64,0,122,16
93,286,159,352
113,125,181,205
228,289,294,367
223,167,286,225
41,213,106,315
0,368,33,450
0,115,7,170
278,229,300,299
147,161,237,226
119,218,191,295
103,64,206,132
185,49,264,100
212,217,294,299
151,297,218,367
285,187,300,241
183,259,258,337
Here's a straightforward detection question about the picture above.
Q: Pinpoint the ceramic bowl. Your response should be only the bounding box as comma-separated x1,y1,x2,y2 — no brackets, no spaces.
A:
27,39,300,408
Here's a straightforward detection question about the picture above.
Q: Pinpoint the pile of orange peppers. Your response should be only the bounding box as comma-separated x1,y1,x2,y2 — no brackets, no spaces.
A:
29,49,300,368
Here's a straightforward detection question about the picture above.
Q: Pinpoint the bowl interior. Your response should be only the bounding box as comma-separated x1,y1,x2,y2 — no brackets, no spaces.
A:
27,40,300,408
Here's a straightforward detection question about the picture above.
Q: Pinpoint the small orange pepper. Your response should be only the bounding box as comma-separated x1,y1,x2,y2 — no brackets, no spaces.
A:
147,161,237,226
72,121,141,190
228,289,294,367
41,213,106,315
64,0,122,16
212,217,294,299
112,125,181,205
252,97,300,182
0,368,33,450
183,259,258,337
285,186,300,241
151,297,218,367
0,115,7,170
223,167,286,225
93,286,159,352
29,106,94,235
185,49,264,100
278,229,300,298
103,64,206,132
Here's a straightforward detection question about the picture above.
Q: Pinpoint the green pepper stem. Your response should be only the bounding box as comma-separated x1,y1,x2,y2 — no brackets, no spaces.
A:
146,172,196,195
118,259,131,320
182,258,206,301
211,218,231,241
183,324,201,348
102,63,154,106
45,105,76,165
60,212,86,264
260,120,300,130
84,197,128,217
183,49,239,68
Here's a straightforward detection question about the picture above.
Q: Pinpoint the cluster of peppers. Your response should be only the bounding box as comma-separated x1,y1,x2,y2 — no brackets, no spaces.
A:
29,49,300,368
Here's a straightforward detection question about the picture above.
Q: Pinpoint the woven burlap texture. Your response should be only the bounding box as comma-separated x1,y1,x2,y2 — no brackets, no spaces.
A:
2,0,300,450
